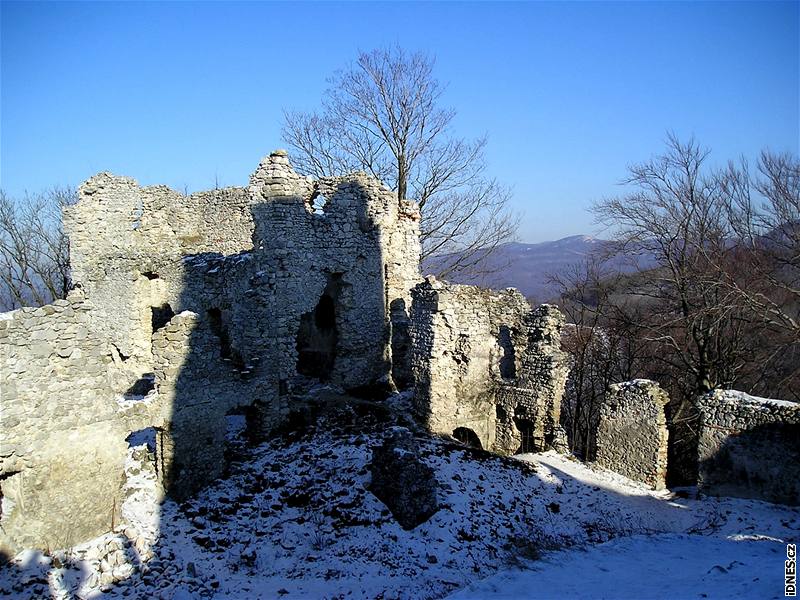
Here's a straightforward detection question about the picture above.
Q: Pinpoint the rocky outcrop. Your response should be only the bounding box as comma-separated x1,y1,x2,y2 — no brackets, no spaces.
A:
369,428,439,530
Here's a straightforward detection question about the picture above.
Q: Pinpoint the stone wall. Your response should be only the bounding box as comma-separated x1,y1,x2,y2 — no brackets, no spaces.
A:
409,277,569,454
62,150,422,500
63,176,254,373
0,150,422,553
0,291,131,555
594,380,669,489
697,390,800,505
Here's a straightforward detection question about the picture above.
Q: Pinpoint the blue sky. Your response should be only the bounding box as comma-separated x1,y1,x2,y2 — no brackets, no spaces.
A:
2,1,798,242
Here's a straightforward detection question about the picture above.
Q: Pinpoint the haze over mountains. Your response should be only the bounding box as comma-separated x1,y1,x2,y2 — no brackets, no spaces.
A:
424,235,610,302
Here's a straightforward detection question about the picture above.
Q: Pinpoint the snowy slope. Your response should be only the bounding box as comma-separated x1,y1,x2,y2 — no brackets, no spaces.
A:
451,452,796,599
1,400,797,599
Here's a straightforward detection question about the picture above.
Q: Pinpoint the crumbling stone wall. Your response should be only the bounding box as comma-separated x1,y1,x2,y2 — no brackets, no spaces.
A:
409,277,569,454
1,150,422,553
594,380,670,489
62,150,421,499
697,390,800,505
245,152,421,397
63,177,255,374
0,291,131,555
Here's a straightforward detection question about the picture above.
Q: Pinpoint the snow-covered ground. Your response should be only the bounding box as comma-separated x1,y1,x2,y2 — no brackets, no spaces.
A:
1,400,797,599
453,452,795,600
450,533,788,600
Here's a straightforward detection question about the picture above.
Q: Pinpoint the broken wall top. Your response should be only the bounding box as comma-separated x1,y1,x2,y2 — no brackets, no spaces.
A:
64,150,421,284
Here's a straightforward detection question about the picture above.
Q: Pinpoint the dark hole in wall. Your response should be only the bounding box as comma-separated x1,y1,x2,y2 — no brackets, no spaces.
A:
224,405,262,449
142,272,160,280
208,308,232,359
453,427,483,449
390,298,412,391
347,382,395,401
125,373,155,398
208,308,246,370
151,303,175,332
666,397,700,487
514,418,537,454
498,325,516,379
296,274,344,380
224,409,253,465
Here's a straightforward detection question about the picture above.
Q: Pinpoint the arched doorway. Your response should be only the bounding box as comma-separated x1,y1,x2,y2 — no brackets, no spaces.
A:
453,427,483,449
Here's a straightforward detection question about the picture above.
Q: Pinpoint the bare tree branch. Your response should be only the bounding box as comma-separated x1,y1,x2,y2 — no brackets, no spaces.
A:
282,46,517,277
0,187,75,311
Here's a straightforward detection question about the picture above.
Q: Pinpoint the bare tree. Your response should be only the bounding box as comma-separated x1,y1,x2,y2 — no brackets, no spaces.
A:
715,152,800,335
708,150,800,399
0,187,75,311
592,134,754,398
558,136,799,481
282,46,518,277
556,262,618,458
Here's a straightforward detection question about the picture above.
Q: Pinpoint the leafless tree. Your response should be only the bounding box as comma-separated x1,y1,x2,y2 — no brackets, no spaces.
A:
282,46,518,277
554,259,652,458
557,135,798,481
715,152,800,334
592,134,755,398
0,187,75,311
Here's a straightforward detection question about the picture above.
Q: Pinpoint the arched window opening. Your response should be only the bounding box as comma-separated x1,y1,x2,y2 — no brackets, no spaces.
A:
296,274,345,379
453,427,483,449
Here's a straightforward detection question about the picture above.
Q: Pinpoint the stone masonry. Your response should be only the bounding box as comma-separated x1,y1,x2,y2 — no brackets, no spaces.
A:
0,151,421,555
0,291,131,553
594,380,670,490
697,390,800,505
0,150,569,556
409,277,569,454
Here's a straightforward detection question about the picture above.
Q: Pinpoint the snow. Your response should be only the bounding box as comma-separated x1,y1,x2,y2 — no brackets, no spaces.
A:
717,389,799,410
115,390,157,409
449,534,787,600
1,412,797,599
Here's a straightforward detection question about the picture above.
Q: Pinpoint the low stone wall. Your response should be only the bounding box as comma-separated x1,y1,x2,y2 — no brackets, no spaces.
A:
409,277,569,454
594,380,669,489
697,390,800,505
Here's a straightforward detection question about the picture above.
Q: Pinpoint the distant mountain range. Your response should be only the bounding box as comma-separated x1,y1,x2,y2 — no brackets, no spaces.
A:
423,235,625,302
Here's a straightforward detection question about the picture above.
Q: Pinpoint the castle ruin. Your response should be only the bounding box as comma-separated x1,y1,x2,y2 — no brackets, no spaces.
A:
0,151,569,555
3,150,795,561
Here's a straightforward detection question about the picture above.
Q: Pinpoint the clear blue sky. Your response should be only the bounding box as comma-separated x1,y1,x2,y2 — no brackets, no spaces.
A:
2,1,798,242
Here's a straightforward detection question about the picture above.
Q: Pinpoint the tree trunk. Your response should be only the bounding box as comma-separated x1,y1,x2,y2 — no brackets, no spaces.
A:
397,154,407,201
